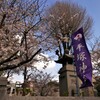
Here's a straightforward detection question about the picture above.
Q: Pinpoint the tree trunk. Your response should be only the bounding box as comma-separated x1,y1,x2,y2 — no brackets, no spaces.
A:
22,66,28,96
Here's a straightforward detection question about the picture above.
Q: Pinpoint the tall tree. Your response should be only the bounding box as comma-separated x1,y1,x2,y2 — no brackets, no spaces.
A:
42,1,93,57
0,0,47,71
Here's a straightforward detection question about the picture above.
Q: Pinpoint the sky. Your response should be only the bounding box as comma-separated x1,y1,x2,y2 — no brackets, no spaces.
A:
71,0,100,36
12,0,100,83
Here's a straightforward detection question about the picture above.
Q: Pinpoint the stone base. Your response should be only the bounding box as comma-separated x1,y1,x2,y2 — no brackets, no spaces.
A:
81,86,94,96
58,64,81,96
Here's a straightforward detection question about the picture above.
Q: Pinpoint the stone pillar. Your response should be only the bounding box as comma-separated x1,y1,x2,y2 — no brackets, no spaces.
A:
0,77,7,100
58,64,81,96
9,87,13,96
59,64,68,96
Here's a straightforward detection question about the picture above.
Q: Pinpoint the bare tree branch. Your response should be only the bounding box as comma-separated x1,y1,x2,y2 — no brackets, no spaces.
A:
0,51,19,65
0,48,41,71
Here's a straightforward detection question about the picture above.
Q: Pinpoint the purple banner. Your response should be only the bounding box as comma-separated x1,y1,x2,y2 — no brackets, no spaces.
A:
71,28,93,88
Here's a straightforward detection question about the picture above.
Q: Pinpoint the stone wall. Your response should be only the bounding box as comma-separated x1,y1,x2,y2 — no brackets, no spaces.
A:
4,96,100,100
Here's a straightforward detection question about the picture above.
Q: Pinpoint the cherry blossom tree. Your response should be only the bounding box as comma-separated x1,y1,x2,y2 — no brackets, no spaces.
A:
0,0,47,71
89,36,100,76
89,36,100,96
